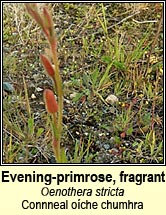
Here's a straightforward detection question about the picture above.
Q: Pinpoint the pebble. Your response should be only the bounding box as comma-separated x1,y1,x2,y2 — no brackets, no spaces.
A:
3,82,14,93
103,143,110,150
105,94,118,104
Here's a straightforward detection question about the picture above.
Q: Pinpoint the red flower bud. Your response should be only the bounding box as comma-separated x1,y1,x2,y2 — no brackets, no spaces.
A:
42,7,55,39
40,54,54,77
44,89,58,113
43,7,53,31
25,4,44,28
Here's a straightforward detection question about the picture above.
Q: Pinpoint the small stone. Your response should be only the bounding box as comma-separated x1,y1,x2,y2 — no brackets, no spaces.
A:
103,143,110,150
31,93,36,99
36,87,43,92
75,131,80,135
105,94,118,105
3,82,14,93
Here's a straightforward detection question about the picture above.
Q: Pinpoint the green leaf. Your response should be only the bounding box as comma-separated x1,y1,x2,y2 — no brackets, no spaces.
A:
113,60,126,71
101,55,112,64
36,128,44,138
126,126,133,136
72,92,83,102
28,117,34,136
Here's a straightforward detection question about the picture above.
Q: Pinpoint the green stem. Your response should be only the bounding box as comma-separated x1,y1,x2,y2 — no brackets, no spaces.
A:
51,48,63,162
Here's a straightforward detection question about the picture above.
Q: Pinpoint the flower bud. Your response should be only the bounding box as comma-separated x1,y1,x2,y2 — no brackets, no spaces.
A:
40,54,54,77
43,7,53,31
25,4,44,28
44,89,58,113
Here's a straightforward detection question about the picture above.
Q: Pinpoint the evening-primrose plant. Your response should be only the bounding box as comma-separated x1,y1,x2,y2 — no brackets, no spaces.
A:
25,3,65,162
